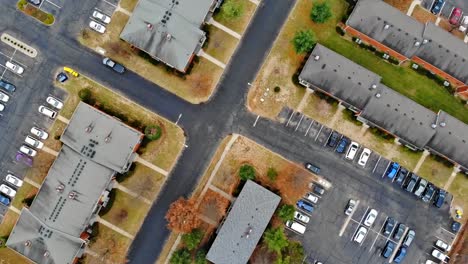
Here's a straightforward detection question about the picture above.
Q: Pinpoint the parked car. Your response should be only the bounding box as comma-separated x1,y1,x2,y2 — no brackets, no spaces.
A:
354,226,367,243
434,189,446,208
452,221,461,233
0,103,4,112
297,200,314,213
345,199,356,216
413,178,428,197
450,7,463,25
394,246,407,263
403,229,415,247
0,194,10,206
357,148,371,167
0,79,16,93
5,173,23,188
459,15,468,31
395,167,408,185
305,163,320,174
56,72,68,83
0,91,10,103
431,0,445,15
404,173,419,192
312,185,325,195
285,220,306,234
382,241,395,258
25,135,44,149
92,10,111,24
385,162,400,179
27,0,41,5
19,145,37,157
38,105,57,118
335,137,349,153
89,21,106,33
383,217,396,236
425,260,437,264
435,239,451,252
432,249,450,262
345,141,359,160
6,61,24,74
364,209,378,227
31,126,49,140
327,131,341,148
102,57,125,74
16,152,33,167
46,96,64,110
304,193,319,204
294,211,310,224
422,183,435,202
393,223,406,240
0,184,16,197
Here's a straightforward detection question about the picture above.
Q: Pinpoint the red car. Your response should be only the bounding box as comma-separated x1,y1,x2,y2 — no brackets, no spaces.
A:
450,8,463,25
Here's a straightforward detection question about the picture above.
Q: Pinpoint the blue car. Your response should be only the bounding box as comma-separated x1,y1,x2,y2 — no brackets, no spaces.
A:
382,241,395,258
335,137,350,153
0,194,11,206
434,189,446,208
297,200,314,213
431,0,445,15
393,246,407,263
386,162,400,179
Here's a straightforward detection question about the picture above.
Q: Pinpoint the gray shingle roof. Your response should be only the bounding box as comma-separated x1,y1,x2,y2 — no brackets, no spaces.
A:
120,0,218,72
346,0,468,84
299,44,381,110
206,180,281,264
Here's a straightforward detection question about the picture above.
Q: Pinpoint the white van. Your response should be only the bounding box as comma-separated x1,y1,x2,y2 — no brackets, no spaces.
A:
38,105,57,118
285,220,306,234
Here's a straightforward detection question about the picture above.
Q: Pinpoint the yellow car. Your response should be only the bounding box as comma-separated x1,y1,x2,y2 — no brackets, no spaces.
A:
63,67,79,77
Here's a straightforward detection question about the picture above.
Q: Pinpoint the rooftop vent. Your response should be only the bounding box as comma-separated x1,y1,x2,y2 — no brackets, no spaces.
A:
147,23,153,30
384,24,390,30
44,251,50,257
414,41,420,47
85,123,94,133
166,33,172,41
56,184,65,193
422,39,428,44
314,55,320,61
371,84,377,89
105,132,112,143
375,93,381,98
24,240,31,247
431,123,437,129
68,191,77,200
440,122,446,127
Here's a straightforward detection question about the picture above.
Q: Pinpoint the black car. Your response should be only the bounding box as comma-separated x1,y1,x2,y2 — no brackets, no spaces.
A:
383,217,396,236
434,189,446,208
56,72,68,83
393,223,406,240
395,167,408,185
102,57,126,74
382,241,395,258
327,131,341,148
403,173,419,192
422,183,436,203
0,79,16,93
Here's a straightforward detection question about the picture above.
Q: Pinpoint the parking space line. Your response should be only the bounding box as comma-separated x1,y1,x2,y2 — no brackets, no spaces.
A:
285,111,295,127
295,114,304,131
46,0,62,9
252,115,260,127
372,156,381,173
381,161,391,178
102,0,117,8
350,206,370,242
304,120,313,136
339,200,360,237
369,216,388,252
388,227,408,263
323,130,333,147
440,227,456,236
314,125,323,141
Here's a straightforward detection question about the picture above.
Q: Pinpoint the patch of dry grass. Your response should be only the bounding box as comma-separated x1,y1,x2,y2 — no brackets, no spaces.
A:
23,152,56,184
411,5,436,23
204,25,239,64
384,0,413,12
11,182,38,210
0,248,31,264
448,173,468,222
213,0,257,34
86,223,132,264
120,0,139,12
0,210,19,237
198,189,231,223
417,155,453,188
119,164,165,201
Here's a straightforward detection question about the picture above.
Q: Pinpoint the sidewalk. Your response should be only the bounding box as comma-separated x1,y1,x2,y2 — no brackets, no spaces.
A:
134,156,169,176
96,216,135,239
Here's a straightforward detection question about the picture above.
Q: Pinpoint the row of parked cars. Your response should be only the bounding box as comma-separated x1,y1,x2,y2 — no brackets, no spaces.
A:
327,131,372,167
285,183,326,235
0,173,24,207
384,162,446,208
0,61,25,112
431,0,468,33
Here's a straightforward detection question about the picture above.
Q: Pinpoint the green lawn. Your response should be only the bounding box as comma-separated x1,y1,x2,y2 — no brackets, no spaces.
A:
11,182,38,210
213,0,257,34
204,25,239,64
448,173,468,221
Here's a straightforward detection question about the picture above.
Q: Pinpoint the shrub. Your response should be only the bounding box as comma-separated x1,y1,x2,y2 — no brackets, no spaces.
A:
292,30,316,54
144,125,162,141
22,195,36,207
170,248,191,264
239,164,255,181
17,0,27,10
263,227,289,255
310,1,332,23
78,88,93,102
274,86,281,93
0,236,8,248
267,167,278,181
195,250,208,264
221,0,244,19
182,229,204,251
44,13,54,25
335,26,345,36
277,204,295,222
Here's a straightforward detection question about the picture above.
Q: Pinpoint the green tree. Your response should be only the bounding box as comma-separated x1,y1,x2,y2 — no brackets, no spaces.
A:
144,124,162,140
267,167,278,181
239,164,256,181
221,0,244,19
310,1,332,23
263,227,289,255
292,30,316,54
194,250,208,264
277,204,295,222
182,229,204,251
284,241,305,264
170,248,191,264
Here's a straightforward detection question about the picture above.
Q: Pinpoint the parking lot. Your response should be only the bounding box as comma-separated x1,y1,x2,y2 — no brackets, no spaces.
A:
277,107,457,264
0,39,66,222
36,0,64,17
422,0,468,19
94,0,119,16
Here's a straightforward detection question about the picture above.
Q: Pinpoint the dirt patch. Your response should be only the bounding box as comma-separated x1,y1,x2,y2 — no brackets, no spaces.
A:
250,245,277,264
24,152,56,184
384,0,412,12
411,5,436,23
198,189,231,223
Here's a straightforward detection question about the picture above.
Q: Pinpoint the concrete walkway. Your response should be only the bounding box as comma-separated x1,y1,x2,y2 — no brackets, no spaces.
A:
134,156,169,176
435,16,441,26
406,0,421,16
198,214,218,226
444,166,460,190
57,115,70,124
209,18,241,39
199,50,226,69
24,177,41,189
96,216,135,240
249,0,260,5
329,104,345,128
296,89,312,112
114,182,152,205
42,146,59,156
164,235,182,264
9,206,21,214
116,5,132,16
208,184,234,201
413,149,430,173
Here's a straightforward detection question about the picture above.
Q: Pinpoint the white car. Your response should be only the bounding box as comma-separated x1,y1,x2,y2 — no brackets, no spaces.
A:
25,135,44,149
89,21,106,33
0,184,16,197
0,91,9,102
5,174,23,187
31,127,49,140
285,220,306,234
0,103,4,112
435,239,451,251
92,10,111,24
354,226,367,243
294,211,310,224
20,145,37,157
363,209,378,227
46,96,63,109
304,193,319,204
345,141,359,160
5,61,24,75
432,249,449,261
357,148,371,167
345,199,357,216
425,260,437,264
38,105,57,118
